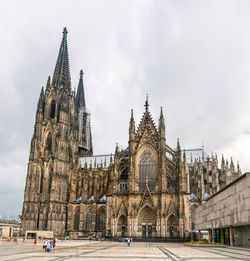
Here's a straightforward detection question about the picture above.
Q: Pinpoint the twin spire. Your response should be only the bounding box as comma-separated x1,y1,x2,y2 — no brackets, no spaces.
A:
76,69,86,108
52,27,71,89
52,28,86,108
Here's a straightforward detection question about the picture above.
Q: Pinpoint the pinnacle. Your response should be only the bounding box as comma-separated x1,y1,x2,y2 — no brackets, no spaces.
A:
160,106,163,118
76,69,86,108
130,109,134,121
144,93,149,111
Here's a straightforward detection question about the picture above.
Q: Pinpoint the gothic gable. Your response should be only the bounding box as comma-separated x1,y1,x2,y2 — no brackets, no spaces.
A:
117,201,128,217
138,183,156,214
135,111,159,151
166,200,178,217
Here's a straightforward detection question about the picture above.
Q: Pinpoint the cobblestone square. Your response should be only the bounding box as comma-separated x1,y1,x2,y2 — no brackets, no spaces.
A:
0,240,250,261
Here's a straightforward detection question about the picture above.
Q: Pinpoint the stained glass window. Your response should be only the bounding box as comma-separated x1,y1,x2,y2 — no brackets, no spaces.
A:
97,208,106,231
139,149,156,180
86,209,92,230
74,207,80,231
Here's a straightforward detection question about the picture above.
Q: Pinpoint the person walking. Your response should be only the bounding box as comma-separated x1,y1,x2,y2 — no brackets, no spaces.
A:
127,238,130,247
43,239,46,251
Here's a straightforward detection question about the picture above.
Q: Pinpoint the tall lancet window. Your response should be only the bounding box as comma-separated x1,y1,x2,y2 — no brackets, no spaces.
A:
139,149,156,180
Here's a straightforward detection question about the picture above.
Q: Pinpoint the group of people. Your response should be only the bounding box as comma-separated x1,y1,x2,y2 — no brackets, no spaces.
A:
119,237,133,246
43,238,56,252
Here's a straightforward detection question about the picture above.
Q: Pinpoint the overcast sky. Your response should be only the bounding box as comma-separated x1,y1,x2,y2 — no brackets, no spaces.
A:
1,0,250,218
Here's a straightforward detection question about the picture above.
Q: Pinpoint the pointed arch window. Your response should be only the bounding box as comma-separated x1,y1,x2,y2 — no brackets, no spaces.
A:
57,104,61,122
97,208,106,231
86,209,92,230
48,169,53,194
39,169,44,193
50,100,56,118
139,149,156,180
74,207,80,231
46,133,52,154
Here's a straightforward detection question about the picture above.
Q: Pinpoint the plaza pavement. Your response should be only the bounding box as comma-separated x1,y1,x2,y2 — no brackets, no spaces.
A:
0,239,249,261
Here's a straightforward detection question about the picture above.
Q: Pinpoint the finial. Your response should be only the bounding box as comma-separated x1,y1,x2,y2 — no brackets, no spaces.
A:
80,69,84,78
201,141,205,161
63,27,68,36
160,106,163,116
130,109,134,120
177,138,181,152
222,154,225,164
46,75,51,88
144,93,149,111
104,157,107,168
237,161,240,172
115,142,119,154
230,157,234,168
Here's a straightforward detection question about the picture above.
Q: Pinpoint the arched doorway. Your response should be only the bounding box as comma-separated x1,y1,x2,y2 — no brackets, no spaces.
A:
118,215,127,237
138,205,156,239
167,214,178,239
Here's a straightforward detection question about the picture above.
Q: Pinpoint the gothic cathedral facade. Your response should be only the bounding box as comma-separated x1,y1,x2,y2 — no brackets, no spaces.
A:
21,29,241,239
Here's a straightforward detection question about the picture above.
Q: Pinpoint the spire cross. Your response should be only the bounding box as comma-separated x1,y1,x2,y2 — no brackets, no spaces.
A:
80,69,84,78
144,93,149,111
63,27,68,36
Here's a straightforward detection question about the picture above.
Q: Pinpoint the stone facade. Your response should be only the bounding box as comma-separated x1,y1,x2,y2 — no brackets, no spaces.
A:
21,28,241,239
194,173,250,247
21,28,92,237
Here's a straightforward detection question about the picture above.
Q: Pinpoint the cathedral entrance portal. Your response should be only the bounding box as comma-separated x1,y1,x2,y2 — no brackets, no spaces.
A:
138,205,156,239
142,225,152,239
167,214,178,238
118,215,127,238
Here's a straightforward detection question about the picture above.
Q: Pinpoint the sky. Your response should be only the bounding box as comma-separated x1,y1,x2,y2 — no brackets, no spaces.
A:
1,0,250,218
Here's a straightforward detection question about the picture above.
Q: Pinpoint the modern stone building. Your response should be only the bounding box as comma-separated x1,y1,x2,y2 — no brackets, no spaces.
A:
21,28,242,239
194,173,250,247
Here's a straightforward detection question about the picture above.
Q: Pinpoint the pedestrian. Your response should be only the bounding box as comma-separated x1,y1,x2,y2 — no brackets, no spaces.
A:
50,240,54,251
44,240,48,252
127,238,130,247
34,238,37,244
22,237,25,243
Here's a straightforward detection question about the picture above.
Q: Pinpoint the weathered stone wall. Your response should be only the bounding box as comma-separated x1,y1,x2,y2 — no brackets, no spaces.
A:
195,173,250,230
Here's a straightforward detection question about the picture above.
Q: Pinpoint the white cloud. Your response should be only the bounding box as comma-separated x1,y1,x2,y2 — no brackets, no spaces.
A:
0,0,250,216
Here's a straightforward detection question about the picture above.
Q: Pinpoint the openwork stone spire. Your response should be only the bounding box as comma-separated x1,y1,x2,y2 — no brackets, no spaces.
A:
76,69,86,108
52,27,71,89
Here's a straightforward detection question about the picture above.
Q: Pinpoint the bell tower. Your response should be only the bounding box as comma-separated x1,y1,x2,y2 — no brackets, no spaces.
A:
21,28,90,236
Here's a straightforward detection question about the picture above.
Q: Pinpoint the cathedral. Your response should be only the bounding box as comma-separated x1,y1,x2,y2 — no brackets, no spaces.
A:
21,28,241,239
